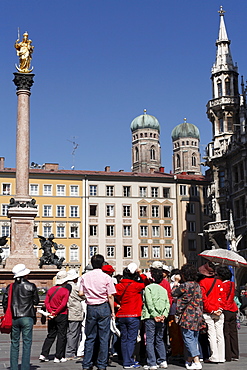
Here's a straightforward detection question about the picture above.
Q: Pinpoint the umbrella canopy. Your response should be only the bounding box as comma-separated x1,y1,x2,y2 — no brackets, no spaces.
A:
199,249,247,268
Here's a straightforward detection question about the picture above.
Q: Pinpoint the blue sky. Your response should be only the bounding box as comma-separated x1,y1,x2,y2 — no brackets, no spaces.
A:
0,0,247,173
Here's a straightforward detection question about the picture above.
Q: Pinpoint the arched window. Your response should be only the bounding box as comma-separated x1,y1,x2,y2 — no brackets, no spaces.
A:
176,154,181,168
135,147,139,162
217,79,222,97
225,78,230,96
150,146,155,160
192,154,196,166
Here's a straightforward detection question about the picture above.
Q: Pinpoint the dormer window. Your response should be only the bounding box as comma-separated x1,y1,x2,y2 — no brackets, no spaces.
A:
217,79,222,97
225,78,230,96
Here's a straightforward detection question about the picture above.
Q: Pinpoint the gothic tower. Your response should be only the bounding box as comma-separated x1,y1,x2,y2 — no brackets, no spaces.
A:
130,110,161,173
207,6,239,155
171,118,201,175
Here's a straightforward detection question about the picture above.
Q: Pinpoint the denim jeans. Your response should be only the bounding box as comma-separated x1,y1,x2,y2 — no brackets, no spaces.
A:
82,302,111,369
181,328,200,358
10,317,34,370
118,317,140,367
145,319,167,366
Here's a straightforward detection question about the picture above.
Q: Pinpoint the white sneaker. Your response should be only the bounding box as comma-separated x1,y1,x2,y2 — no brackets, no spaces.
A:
54,358,60,363
60,358,67,363
185,361,192,369
39,355,49,362
187,363,202,370
159,361,167,369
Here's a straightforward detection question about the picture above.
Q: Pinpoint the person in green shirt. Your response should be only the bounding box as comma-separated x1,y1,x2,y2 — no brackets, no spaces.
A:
142,268,170,369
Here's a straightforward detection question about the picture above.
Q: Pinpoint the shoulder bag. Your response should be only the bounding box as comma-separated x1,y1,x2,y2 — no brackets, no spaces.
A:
0,283,13,334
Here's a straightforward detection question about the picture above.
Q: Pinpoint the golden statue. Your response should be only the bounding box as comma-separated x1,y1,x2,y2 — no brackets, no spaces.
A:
15,31,34,73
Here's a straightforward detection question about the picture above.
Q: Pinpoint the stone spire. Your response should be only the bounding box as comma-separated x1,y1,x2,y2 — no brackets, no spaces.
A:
212,6,236,74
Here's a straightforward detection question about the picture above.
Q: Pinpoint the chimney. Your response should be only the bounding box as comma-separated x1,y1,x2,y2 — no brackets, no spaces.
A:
0,157,5,170
105,166,110,172
44,163,59,171
159,166,165,173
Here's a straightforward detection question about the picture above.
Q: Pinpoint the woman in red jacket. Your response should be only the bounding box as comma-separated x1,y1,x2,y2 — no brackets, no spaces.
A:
216,266,239,362
115,263,145,369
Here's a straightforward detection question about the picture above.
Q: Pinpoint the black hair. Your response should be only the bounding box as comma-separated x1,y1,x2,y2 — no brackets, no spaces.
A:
170,268,180,277
122,268,143,282
216,266,232,281
91,254,104,269
180,263,197,282
151,268,164,284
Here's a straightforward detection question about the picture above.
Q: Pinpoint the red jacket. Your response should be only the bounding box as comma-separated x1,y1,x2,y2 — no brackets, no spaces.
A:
199,277,224,313
115,278,145,317
45,285,70,316
160,278,173,306
222,280,238,312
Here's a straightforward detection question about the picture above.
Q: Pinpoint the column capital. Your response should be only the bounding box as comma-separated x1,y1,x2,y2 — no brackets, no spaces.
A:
13,72,35,92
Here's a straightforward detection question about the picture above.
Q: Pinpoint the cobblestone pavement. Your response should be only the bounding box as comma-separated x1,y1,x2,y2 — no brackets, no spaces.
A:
1,325,247,370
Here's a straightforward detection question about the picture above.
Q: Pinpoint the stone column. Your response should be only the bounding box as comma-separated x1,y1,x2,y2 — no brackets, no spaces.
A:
6,73,39,269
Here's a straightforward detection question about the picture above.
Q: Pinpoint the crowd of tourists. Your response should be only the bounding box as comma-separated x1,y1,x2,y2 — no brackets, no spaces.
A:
2,255,241,370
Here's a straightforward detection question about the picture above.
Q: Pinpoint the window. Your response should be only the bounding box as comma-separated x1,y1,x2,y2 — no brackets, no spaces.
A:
43,185,52,195
140,225,148,237
33,225,38,238
70,185,78,196
180,185,186,195
150,146,156,160
192,155,196,167
106,186,114,196
89,185,97,196
188,221,196,232
176,154,181,168
106,246,115,258
89,225,97,236
57,205,65,217
43,226,52,238
219,118,224,133
217,80,222,97
124,246,132,258
123,186,131,197
164,226,172,237
43,205,52,217
57,185,65,196
219,170,225,188
191,186,198,196
152,205,159,217
106,225,114,236
70,206,79,217
140,246,148,258
164,246,172,258
30,184,38,195
70,247,78,261
139,187,147,197
225,78,230,96
2,225,10,236
140,205,147,217
89,246,98,257
106,205,114,217
152,226,160,237
1,204,8,216
123,225,131,237
188,239,196,251
70,226,78,238
152,246,160,258
227,117,233,132
89,205,97,216
163,187,170,198
123,205,131,217
151,187,158,198
57,226,65,237
2,184,11,195
135,147,139,162
56,247,65,259
187,203,195,214
164,206,171,218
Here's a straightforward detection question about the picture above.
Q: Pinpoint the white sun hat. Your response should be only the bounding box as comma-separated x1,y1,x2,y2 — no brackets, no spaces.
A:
67,268,79,281
12,264,30,279
127,262,138,274
55,270,69,285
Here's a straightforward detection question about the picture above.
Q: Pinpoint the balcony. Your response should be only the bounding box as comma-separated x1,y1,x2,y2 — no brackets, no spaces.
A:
207,96,239,109
204,220,228,233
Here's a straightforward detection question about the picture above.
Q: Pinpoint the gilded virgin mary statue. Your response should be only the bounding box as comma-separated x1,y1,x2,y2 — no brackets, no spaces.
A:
15,31,34,73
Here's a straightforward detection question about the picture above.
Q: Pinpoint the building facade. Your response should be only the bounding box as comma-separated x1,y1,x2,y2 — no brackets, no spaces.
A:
204,8,247,285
